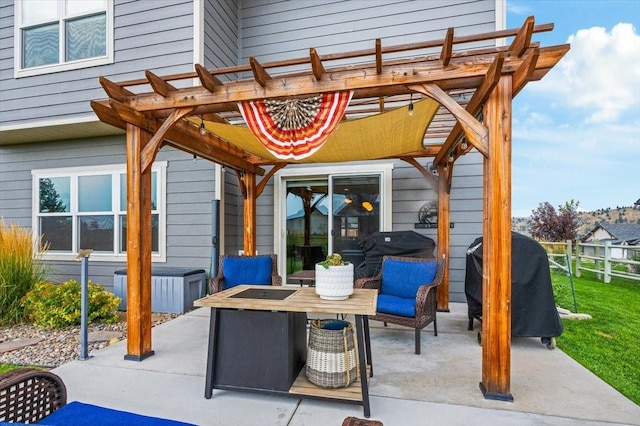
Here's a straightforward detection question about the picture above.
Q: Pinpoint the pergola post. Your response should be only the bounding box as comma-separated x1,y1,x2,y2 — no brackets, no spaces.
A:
436,164,451,311
124,124,154,361
242,171,257,255
480,75,513,400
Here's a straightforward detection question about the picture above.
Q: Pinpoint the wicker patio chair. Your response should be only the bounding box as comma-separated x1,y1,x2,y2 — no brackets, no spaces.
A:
354,255,444,354
0,368,67,423
209,254,282,294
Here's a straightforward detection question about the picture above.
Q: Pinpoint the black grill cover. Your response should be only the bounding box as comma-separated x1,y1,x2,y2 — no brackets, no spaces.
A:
465,232,563,338
356,231,436,278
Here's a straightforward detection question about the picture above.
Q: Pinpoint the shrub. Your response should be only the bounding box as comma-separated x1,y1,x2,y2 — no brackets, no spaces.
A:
21,280,120,328
0,219,50,325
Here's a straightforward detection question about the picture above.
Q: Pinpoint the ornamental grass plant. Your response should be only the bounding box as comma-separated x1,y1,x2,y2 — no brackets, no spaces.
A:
0,219,50,325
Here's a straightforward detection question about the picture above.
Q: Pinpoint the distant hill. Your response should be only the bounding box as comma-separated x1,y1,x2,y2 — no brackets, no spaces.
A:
512,206,640,238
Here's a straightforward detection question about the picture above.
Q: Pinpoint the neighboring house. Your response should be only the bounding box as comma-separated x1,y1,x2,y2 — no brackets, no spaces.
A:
581,223,640,259
0,0,503,302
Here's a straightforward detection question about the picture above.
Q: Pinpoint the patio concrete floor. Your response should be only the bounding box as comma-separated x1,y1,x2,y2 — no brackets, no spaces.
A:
52,302,639,426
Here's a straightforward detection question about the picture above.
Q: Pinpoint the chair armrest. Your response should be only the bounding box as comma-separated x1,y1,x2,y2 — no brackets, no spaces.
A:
415,258,445,317
354,276,381,290
272,274,282,286
415,282,438,317
209,277,224,294
0,368,67,423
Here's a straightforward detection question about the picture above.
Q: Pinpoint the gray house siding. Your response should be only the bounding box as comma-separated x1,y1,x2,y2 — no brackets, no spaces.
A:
0,0,497,304
203,0,240,73
0,0,195,128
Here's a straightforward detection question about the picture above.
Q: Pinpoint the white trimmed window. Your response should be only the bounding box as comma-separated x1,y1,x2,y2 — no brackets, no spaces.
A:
32,163,167,262
15,0,114,78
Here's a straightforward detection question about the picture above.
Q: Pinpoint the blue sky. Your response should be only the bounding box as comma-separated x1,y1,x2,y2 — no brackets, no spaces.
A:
506,0,640,217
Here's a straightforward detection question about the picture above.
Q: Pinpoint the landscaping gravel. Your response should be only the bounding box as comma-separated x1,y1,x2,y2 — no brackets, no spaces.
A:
0,313,178,368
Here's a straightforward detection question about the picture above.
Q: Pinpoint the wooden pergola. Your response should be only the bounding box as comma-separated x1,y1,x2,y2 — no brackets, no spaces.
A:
91,17,568,400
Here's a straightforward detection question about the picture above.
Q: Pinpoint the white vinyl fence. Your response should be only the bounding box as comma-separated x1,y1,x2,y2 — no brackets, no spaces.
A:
539,240,640,284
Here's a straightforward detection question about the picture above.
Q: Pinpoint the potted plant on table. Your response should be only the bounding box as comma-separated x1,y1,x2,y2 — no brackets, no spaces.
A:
315,253,354,300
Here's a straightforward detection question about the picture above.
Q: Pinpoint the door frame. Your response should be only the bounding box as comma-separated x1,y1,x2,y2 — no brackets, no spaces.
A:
274,162,394,281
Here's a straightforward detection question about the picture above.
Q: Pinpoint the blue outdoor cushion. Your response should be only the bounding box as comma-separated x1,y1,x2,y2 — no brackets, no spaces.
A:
34,401,195,425
377,294,415,317
381,258,437,299
222,256,272,289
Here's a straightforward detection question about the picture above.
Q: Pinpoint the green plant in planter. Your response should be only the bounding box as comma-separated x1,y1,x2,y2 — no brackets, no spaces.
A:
317,253,351,269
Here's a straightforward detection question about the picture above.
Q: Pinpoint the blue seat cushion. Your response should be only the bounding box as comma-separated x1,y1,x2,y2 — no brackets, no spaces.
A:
34,401,195,425
381,258,437,299
377,294,415,317
222,256,272,289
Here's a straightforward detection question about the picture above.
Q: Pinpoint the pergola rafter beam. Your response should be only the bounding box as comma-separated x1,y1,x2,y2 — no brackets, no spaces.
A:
195,63,224,93
99,76,134,102
375,38,382,74
120,45,567,114
310,48,326,81
112,23,555,89
513,48,540,96
440,28,454,66
509,16,535,57
145,70,177,97
250,56,272,87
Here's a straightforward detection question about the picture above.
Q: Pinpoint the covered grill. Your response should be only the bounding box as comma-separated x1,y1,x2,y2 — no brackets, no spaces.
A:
465,232,563,346
356,231,436,278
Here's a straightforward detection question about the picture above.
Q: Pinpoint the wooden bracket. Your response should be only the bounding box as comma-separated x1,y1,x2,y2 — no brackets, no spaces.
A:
435,52,504,166
256,163,287,197
410,83,488,160
141,107,195,172
400,156,438,192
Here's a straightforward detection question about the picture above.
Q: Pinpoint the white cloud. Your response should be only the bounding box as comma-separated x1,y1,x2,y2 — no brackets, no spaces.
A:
530,23,640,124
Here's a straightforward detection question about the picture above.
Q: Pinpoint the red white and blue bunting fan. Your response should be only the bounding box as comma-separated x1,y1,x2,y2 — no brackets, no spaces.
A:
238,91,353,160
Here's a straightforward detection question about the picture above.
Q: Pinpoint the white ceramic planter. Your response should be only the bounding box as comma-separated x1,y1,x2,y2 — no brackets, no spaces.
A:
315,263,354,300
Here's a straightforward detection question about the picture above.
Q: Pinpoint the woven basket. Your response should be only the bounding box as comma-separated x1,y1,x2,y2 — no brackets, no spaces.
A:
306,319,359,388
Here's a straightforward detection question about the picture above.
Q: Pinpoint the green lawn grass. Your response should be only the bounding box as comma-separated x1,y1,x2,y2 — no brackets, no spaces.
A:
553,271,640,406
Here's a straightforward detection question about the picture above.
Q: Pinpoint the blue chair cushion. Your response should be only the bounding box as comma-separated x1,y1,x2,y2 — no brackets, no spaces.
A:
222,256,272,289
381,258,437,299
34,401,195,425
377,294,415,317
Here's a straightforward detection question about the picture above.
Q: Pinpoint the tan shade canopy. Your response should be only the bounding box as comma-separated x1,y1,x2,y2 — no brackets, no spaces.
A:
191,98,440,164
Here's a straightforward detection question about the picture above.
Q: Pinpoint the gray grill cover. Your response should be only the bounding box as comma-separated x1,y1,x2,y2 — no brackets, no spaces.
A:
464,231,563,338
356,231,436,278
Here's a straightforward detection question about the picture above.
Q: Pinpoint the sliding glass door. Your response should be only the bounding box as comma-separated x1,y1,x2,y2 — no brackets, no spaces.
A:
283,172,383,277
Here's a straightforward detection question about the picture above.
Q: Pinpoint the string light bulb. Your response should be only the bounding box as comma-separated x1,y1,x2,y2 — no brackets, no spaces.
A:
199,116,206,135
408,94,414,116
